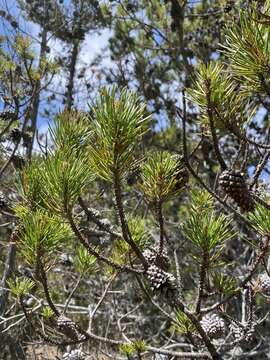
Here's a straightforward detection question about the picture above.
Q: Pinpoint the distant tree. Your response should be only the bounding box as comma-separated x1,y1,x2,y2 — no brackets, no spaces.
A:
19,0,107,111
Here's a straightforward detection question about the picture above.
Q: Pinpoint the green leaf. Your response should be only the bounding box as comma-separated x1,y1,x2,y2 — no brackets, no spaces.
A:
211,272,237,294
119,339,147,355
39,150,93,213
127,216,150,248
18,157,46,209
40,306,55,319
49,109,91,153
187,61,255,130
172,310,196,334
119,342,135,355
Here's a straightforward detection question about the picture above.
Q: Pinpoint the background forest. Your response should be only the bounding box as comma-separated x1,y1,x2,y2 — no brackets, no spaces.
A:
1,0,270,359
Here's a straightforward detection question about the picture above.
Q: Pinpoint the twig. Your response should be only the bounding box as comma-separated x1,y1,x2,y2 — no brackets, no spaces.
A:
78,197,121,238
195,250,208,314
113,169,147,269
157,200,165,254
38,265,59,317
67,210,142,274
0,231,17,315
88,273,117,332
205,79,227,171
63,274,83,314
250,151,270,188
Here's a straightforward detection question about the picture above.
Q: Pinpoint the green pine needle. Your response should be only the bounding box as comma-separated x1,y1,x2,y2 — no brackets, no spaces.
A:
39,150,93,213
89,86,150,181
141,151,188,203
49,109,91,153
188,62,255,130
248,202,270,236
7,277,35,299
182,190,234,256
172,310,196,335
15,206,72,268
222,4,270,95
74,246,98,275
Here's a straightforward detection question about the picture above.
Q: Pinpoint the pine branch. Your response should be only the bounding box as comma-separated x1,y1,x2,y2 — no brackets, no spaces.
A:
113,169,148,269
195,250,208,314
205,79,227,171
178,95,248,225
157,200,165,255
78,197,121,238
67,209,143,274
38,265,59,317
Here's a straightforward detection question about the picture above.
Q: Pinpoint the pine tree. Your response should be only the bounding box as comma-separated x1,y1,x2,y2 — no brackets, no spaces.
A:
19,0,107,110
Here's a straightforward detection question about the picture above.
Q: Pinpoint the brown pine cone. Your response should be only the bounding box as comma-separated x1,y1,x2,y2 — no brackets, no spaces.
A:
219,169,254,212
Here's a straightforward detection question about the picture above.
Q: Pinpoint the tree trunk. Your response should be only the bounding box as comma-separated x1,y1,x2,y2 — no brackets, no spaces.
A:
66,40,79,110
27,26,48,159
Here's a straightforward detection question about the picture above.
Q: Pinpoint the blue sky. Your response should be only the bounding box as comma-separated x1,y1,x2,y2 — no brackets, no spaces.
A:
0,0,112,131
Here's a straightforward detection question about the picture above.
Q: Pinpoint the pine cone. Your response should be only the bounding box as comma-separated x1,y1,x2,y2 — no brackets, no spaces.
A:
0,110,17,121
143,247,170,270
259,273,270,295
219,169,254,212
63,349,85,360
57,315,85,341
229,323,244,342
146,264,176,291
230,323,255,344
200,314,225,339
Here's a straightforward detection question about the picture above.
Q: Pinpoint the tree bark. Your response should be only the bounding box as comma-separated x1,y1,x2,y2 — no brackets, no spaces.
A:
66,40,79,110
27,26,48,159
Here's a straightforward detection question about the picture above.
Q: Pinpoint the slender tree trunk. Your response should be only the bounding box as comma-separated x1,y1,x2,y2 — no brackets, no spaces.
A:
0,235,16,315
27,26,48,159
66,40,79,110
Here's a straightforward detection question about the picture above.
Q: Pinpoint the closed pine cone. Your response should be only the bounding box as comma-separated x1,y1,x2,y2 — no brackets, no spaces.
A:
219,169,254,212
57,315,85,341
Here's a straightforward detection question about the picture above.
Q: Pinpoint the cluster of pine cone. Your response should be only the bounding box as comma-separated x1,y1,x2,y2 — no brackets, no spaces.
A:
143,247,177,293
